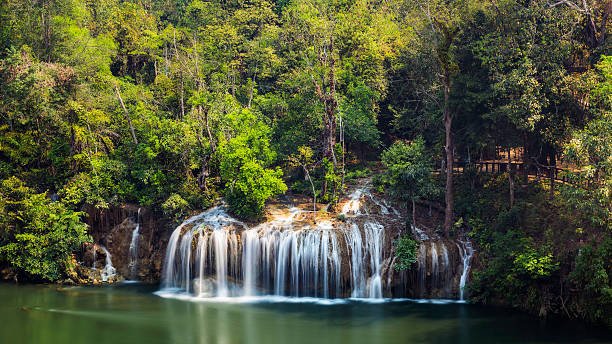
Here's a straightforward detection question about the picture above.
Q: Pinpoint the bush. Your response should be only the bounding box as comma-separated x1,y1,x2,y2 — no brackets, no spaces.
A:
217,109,287,219
162,193,190,219
0,177,90,281
569,238,612,324
393,235,419,271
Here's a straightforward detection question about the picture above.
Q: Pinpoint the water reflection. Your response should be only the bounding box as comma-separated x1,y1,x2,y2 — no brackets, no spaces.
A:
0,283,609,344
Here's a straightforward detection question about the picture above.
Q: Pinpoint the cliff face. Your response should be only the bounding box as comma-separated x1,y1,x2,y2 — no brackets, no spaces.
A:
77,205,174,283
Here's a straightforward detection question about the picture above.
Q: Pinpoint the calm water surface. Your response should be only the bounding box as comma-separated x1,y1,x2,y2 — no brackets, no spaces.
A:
0,283,609,344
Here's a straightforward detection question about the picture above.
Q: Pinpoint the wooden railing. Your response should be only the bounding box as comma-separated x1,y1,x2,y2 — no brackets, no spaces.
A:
442,161,577,185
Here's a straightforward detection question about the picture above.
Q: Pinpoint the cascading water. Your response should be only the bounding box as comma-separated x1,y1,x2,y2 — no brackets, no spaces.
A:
92,245,97,270
128,208,141,280
344,223,365,297
430,242,438,290
418,243,427,298
364,222,384,298
158,184,475,301
100,246,116,282
458,240,474,300
342,187,366,215
441,242,450,296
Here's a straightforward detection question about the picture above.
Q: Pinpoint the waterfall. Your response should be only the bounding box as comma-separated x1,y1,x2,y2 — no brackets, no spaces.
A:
196,231,209,295
158,185,474,301
430,242,438,290
418,243,427,298
342,187,364,215
92,245,97,270
344,223,365,297
364,222,384,298
242,229,260,296
100,246,116,282
458,240,474,300
128,208,141,280
441,242,450,297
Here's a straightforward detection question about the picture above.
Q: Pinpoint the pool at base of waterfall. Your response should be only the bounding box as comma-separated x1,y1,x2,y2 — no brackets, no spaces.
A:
1,283,610,344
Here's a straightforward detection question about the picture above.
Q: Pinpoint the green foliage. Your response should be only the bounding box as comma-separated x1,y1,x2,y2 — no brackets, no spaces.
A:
340,83,381,150
380,137,437,206
321,158,340,204
513,248,559,279
393,235,419,271
0,177,89,281
345,167,372,183
162,193,190,220
217,109,287,219
0,0,610,325
562,56,612,232
569,238,612,324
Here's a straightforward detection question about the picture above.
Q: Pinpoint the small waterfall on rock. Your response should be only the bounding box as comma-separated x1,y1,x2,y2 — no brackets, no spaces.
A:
100,246,116,282
159,183,475,301
458,240,474,300
441,242,450,296
128,208,141,280
418,243,427,298
344,223,365,297
364,222,384,298
92,245,97,270
342,187,365,215
430,242,438,290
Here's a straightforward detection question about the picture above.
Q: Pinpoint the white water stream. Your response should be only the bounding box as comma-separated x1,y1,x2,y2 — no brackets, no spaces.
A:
158,185,474,301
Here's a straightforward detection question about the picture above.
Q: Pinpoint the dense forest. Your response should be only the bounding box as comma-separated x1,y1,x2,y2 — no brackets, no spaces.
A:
0,0,610,326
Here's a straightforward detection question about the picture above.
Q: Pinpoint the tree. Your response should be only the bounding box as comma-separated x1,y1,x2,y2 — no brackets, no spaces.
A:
408,0,463,236
562,56,612,232
0,177,89,281
289,146,318,223
381,137,437,232
217,108,287,219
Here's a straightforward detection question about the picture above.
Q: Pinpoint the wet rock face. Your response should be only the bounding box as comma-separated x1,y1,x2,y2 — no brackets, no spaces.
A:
78,205,173,283
389,240,466,299
158,183,475,300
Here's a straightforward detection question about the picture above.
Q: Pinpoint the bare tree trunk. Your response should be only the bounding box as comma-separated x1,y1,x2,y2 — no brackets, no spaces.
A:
180,71,185,119
443,79,454,237
550,151,556,200
522,133,529,183
508,147,514,208
312,35,339,200
248,67,257,108
304,166,317,224
114,85,138,144
412,199,416,233
203,107,215,154
231,66,236,98
340,113,345,194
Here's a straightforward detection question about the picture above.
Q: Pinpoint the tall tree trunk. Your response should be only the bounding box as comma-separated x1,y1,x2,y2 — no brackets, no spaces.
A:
202,107,215,154
180,71,185,119
114,85,138,145
443,78,454,237
312,35,338,199
550,151,556,200
412,199,416,233
340,114,345,194
508,147,514,208
522,133,529,183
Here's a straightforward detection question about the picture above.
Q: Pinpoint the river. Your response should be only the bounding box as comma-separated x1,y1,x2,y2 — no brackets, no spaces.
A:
0,283,609,344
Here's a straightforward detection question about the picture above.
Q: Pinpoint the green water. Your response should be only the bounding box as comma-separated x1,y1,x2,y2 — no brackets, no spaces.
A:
0,283,609,344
